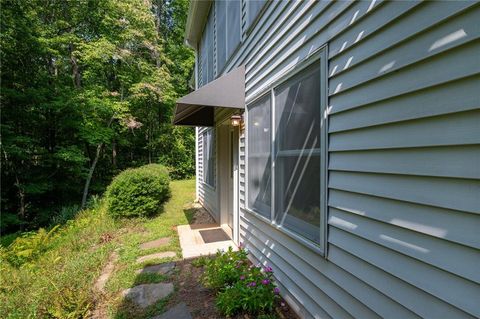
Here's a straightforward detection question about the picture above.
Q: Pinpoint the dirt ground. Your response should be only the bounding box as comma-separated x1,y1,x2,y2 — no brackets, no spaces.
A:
168,259,300,319
167,202,299,319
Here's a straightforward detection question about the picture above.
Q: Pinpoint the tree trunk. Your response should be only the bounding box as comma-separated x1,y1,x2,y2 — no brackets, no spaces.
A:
81,117,114,209
81,142,103,209
14,174,26,231
69,43,81,88
112,139,117,169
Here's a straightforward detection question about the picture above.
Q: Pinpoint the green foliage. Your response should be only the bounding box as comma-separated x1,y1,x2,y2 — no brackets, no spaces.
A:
191,255,210,268
51,205,81,225
0,179,194,319
105,164,171,218
201,246,250,290
217,264,279,316
201,246,281,316
3,225,61,267
1,0,195,233
0,203,117,318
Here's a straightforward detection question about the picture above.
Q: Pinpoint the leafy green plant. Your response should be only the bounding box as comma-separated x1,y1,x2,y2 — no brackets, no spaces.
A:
216,264,280,316
191,255,209,267
51,205,81,225
201,246,281,316
201,246,249,289
105,164,171,218
4,225,61,267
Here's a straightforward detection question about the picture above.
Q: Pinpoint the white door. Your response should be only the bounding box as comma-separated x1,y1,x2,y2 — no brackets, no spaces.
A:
229,126,239,243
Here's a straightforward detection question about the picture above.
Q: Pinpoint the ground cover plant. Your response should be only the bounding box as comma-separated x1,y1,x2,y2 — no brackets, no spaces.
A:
0,179,195,319
201,246,281,317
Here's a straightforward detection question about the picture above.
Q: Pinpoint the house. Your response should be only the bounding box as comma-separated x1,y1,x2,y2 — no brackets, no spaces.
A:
173,1,480,318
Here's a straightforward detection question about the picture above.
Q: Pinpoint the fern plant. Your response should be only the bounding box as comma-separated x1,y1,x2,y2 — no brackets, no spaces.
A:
5,225,60,267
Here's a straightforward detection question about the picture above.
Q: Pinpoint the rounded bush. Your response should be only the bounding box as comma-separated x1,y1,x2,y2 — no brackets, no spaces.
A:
105,164,171,218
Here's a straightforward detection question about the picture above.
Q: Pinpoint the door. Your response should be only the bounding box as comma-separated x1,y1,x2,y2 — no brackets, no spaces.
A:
228,126,239,243
227,127,237,229
218,120,239,242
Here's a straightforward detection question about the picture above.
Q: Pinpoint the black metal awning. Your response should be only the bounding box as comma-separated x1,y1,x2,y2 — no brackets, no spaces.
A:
173,66,245,126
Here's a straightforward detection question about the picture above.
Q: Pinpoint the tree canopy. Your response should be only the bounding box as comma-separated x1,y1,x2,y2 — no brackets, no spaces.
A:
1,0,195,232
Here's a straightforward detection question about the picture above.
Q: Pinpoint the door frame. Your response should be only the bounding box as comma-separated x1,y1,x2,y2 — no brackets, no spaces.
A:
217,117,240,244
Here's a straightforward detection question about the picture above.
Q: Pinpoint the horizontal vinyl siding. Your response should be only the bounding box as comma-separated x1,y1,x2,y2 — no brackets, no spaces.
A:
193,0,480,318
223,1,480,318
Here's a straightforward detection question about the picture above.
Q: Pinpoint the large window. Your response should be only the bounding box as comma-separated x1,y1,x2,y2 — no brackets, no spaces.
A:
199,7,214,86
247,94,272,218
274,63,321,244
203,129,215,187
247,57,326,249
216,0,241,74
246,0,267,31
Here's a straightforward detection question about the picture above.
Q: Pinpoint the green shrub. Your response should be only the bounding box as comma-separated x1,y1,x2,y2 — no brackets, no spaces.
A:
201,246,280,316
216,263,279,316
105,164,171,218
201,246,249,290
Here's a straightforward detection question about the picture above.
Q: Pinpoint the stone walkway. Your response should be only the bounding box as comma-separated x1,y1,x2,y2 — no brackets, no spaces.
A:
120,236,193,318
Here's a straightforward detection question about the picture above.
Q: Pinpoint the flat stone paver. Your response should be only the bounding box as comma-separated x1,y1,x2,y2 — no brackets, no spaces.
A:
140,237,170,250
122,283,174,308
136,251,176,264
94,251,118,293
136,262,176,275
152,302,192,319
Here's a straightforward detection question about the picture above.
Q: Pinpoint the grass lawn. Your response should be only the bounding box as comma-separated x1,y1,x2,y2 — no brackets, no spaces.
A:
0,179,196,319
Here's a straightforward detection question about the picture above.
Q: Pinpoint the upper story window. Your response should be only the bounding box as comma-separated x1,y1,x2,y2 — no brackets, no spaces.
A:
216,0,241,75
198,1,268,86
246,0,267,31
199,7,214,86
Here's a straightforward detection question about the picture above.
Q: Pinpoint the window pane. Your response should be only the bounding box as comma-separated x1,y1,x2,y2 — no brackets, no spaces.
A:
274,63,321,243
203,129,215,187
206,9,214,82
247,95,271,218
226,0,241,59
199,32,208,86
247,0,266,30
216,0,227,73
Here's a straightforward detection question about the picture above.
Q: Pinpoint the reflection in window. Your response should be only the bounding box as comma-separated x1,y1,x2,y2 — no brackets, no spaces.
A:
274,63,321,244
246,1,267,31
216,0,241,74
247,95,272,218
199,6,214,86
203,129,215,187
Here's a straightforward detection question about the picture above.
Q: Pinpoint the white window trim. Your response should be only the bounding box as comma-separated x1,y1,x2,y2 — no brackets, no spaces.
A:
245,46,328,256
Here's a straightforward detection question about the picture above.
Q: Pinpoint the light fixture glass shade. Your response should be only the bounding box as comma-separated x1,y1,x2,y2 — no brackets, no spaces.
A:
231,115,242,126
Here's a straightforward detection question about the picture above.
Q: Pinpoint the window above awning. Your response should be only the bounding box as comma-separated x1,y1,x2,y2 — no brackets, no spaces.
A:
173,66,245,126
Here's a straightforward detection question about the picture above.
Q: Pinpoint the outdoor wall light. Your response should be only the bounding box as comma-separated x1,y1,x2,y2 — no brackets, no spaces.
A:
231,115,243,127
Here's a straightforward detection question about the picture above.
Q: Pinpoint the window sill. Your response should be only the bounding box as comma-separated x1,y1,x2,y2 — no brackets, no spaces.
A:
242,207,326,257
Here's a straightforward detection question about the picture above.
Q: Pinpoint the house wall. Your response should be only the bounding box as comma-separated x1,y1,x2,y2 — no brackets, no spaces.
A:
195,1,480,318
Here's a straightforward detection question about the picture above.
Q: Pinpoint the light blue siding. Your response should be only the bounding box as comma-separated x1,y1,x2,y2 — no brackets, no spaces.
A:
195,0,480,318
